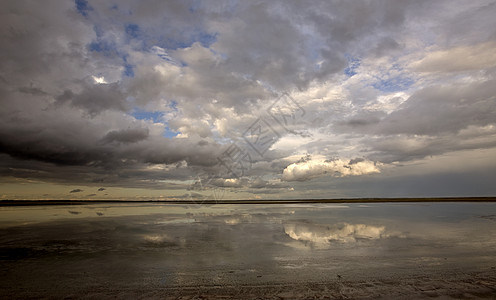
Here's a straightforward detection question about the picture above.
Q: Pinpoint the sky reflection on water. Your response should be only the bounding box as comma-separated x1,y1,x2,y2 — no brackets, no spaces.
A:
1,202,495,297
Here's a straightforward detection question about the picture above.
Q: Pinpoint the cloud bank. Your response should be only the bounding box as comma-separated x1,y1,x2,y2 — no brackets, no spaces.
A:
282,158,380,182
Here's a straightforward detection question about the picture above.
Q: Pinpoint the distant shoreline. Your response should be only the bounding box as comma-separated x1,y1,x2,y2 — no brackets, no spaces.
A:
1,197,495,206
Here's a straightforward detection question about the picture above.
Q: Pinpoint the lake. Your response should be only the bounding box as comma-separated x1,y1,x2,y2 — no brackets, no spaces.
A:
1,202,495,299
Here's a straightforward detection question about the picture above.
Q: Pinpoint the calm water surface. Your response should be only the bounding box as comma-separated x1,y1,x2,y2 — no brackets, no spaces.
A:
1,202,495,298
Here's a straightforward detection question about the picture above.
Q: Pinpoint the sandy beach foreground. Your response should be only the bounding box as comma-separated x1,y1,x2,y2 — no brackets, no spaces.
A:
1,202,495,299
2,270,495,299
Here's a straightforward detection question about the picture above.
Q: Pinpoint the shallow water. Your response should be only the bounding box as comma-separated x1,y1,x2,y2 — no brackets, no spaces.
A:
1,202,496,299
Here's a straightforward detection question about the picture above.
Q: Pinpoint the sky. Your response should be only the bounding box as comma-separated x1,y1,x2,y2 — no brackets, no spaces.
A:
1,0,496,200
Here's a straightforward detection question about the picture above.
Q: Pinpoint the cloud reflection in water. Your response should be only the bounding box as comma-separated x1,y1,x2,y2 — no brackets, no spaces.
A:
284,223,387,246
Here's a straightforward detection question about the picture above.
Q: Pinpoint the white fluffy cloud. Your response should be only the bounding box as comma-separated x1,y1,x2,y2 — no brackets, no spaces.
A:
282,158,380,182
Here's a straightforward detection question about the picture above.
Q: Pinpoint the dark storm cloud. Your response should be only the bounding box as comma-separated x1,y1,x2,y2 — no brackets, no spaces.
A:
0,153,194,190
0,130,112,167
101,128,149,144
17,86,48,96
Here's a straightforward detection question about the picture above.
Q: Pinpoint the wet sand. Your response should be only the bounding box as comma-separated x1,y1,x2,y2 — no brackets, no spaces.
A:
1,202,495,299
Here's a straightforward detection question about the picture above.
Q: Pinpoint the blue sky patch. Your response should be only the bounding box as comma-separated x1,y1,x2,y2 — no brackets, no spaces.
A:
122,55,134,77
161,38,193,50
159,31,217,50
124,64,134,77
194,31,217,48
344,55,360,77
89,40,117,57
372,76,415,93
75,0,92,17
132,109,163,123
163,128,179,138
131,109,179,138
125,24,140,39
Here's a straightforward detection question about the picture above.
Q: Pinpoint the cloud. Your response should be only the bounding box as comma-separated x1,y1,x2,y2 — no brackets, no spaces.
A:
69,189,83,193
97,188,106,191
411,42,496,73
382,80,496,135
55,82,128,117
101,128,149,144
249,177,271,189
210,178,244,188
282,158,380,182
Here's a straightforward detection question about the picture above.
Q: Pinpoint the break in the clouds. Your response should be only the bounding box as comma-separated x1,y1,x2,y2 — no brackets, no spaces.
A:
1,0,496,200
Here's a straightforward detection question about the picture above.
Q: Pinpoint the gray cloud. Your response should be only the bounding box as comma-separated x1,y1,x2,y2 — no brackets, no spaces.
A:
101,128,149,144
56,82,128,117
411,42,496,73
379,80,496,136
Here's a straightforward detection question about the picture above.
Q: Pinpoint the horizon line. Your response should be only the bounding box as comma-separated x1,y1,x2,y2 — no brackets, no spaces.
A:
1,197,496,206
